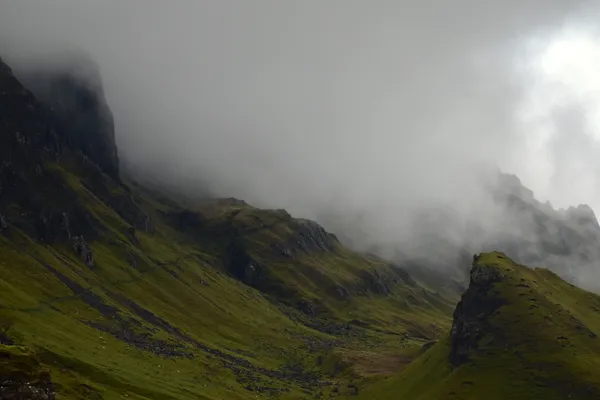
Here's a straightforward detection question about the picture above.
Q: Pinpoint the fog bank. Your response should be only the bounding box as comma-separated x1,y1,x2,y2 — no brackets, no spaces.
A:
1,1,600,257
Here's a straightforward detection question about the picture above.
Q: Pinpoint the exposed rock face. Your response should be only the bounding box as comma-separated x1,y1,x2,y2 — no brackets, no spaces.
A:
0,375,54,400
449,258,506,366
16,54,119,179
293,219,338,252
226,239,263,286
0,56,114,243
0,214,6,233
358,270,392,296
0,346,55,400
71,235,94,267
0,54,149,251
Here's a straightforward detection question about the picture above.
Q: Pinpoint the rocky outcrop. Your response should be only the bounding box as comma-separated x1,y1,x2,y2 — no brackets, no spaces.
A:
71,235,94,267
358,270,392,296
225,239,264,286
0,345,55,400
0,214,6,233
0,53,155,253
17,54,119,179
292,219,338,252
449,257,507,365
0,56,110,244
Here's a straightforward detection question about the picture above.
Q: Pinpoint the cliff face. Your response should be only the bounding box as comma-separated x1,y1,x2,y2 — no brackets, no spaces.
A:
0,55,147,246
0,56,92,242
16,55,119,179
449,255,507,365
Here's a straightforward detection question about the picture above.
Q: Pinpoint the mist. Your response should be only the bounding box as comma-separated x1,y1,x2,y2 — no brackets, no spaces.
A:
1,1,600,263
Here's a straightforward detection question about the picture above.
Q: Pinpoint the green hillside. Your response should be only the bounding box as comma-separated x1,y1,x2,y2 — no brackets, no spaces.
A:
0,166,456,399
359,252,600,400
4,54,600,400
0,57,455,398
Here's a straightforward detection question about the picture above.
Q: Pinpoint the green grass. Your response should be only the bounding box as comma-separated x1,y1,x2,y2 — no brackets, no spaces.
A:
358,252,600,399
7,145,600,399
4,149,600,399
0,153,455,399
4,61,600,398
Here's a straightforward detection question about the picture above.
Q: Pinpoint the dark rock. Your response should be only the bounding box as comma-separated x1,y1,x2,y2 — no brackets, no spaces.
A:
0,325,13,346
60,212,71,239
0,346,55,400
333,285,350,300
305,320,352,336
449,263,507,365
348,383,359,395
225,239,264,286
0,214,6,233
421,340,437,351
358,270,392,296
298,300,318,318
125,248,138,269
271,242,294,258
126,226,139,245
0,56,105,243
17,54,120,179
293,219,338,252
71,235,94,267
348,319,369,328
469,263,505,286
390,266,418,287
87,319,193,358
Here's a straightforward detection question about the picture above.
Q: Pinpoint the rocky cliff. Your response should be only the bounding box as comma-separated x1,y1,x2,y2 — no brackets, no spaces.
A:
16,54,119,179
449,254,507,365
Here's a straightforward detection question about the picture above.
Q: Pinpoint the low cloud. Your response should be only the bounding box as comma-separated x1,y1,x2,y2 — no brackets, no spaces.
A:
1,1,599,262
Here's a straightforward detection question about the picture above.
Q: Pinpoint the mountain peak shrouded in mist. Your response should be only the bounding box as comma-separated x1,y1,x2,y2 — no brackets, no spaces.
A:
15,53,119,179
3,1,600,239
4,3,600,398
6,46,600,294
0,51,457,397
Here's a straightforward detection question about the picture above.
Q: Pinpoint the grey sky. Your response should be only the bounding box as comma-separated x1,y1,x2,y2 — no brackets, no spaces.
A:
1,1,599,250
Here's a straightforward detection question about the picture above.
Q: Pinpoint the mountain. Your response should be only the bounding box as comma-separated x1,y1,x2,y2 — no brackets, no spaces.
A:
359,252,600,399
486,174,600,290
4,51,600,400
0,56,454,399
322,170,600,295
15,53,120,180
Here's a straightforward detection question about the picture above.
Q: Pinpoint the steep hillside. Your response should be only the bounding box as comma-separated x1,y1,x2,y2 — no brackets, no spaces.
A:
0,56,454,399
359,252,600,400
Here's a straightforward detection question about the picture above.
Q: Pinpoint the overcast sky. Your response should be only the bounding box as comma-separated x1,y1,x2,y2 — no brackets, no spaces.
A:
1,1,600,248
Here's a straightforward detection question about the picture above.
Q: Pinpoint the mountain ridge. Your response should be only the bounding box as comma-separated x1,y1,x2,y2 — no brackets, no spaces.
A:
0,55,454,399
3,53,600,400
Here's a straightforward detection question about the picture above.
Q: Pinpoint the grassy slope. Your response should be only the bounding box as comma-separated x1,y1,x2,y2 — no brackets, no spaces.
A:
0,157,455,399
358,252,600,400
